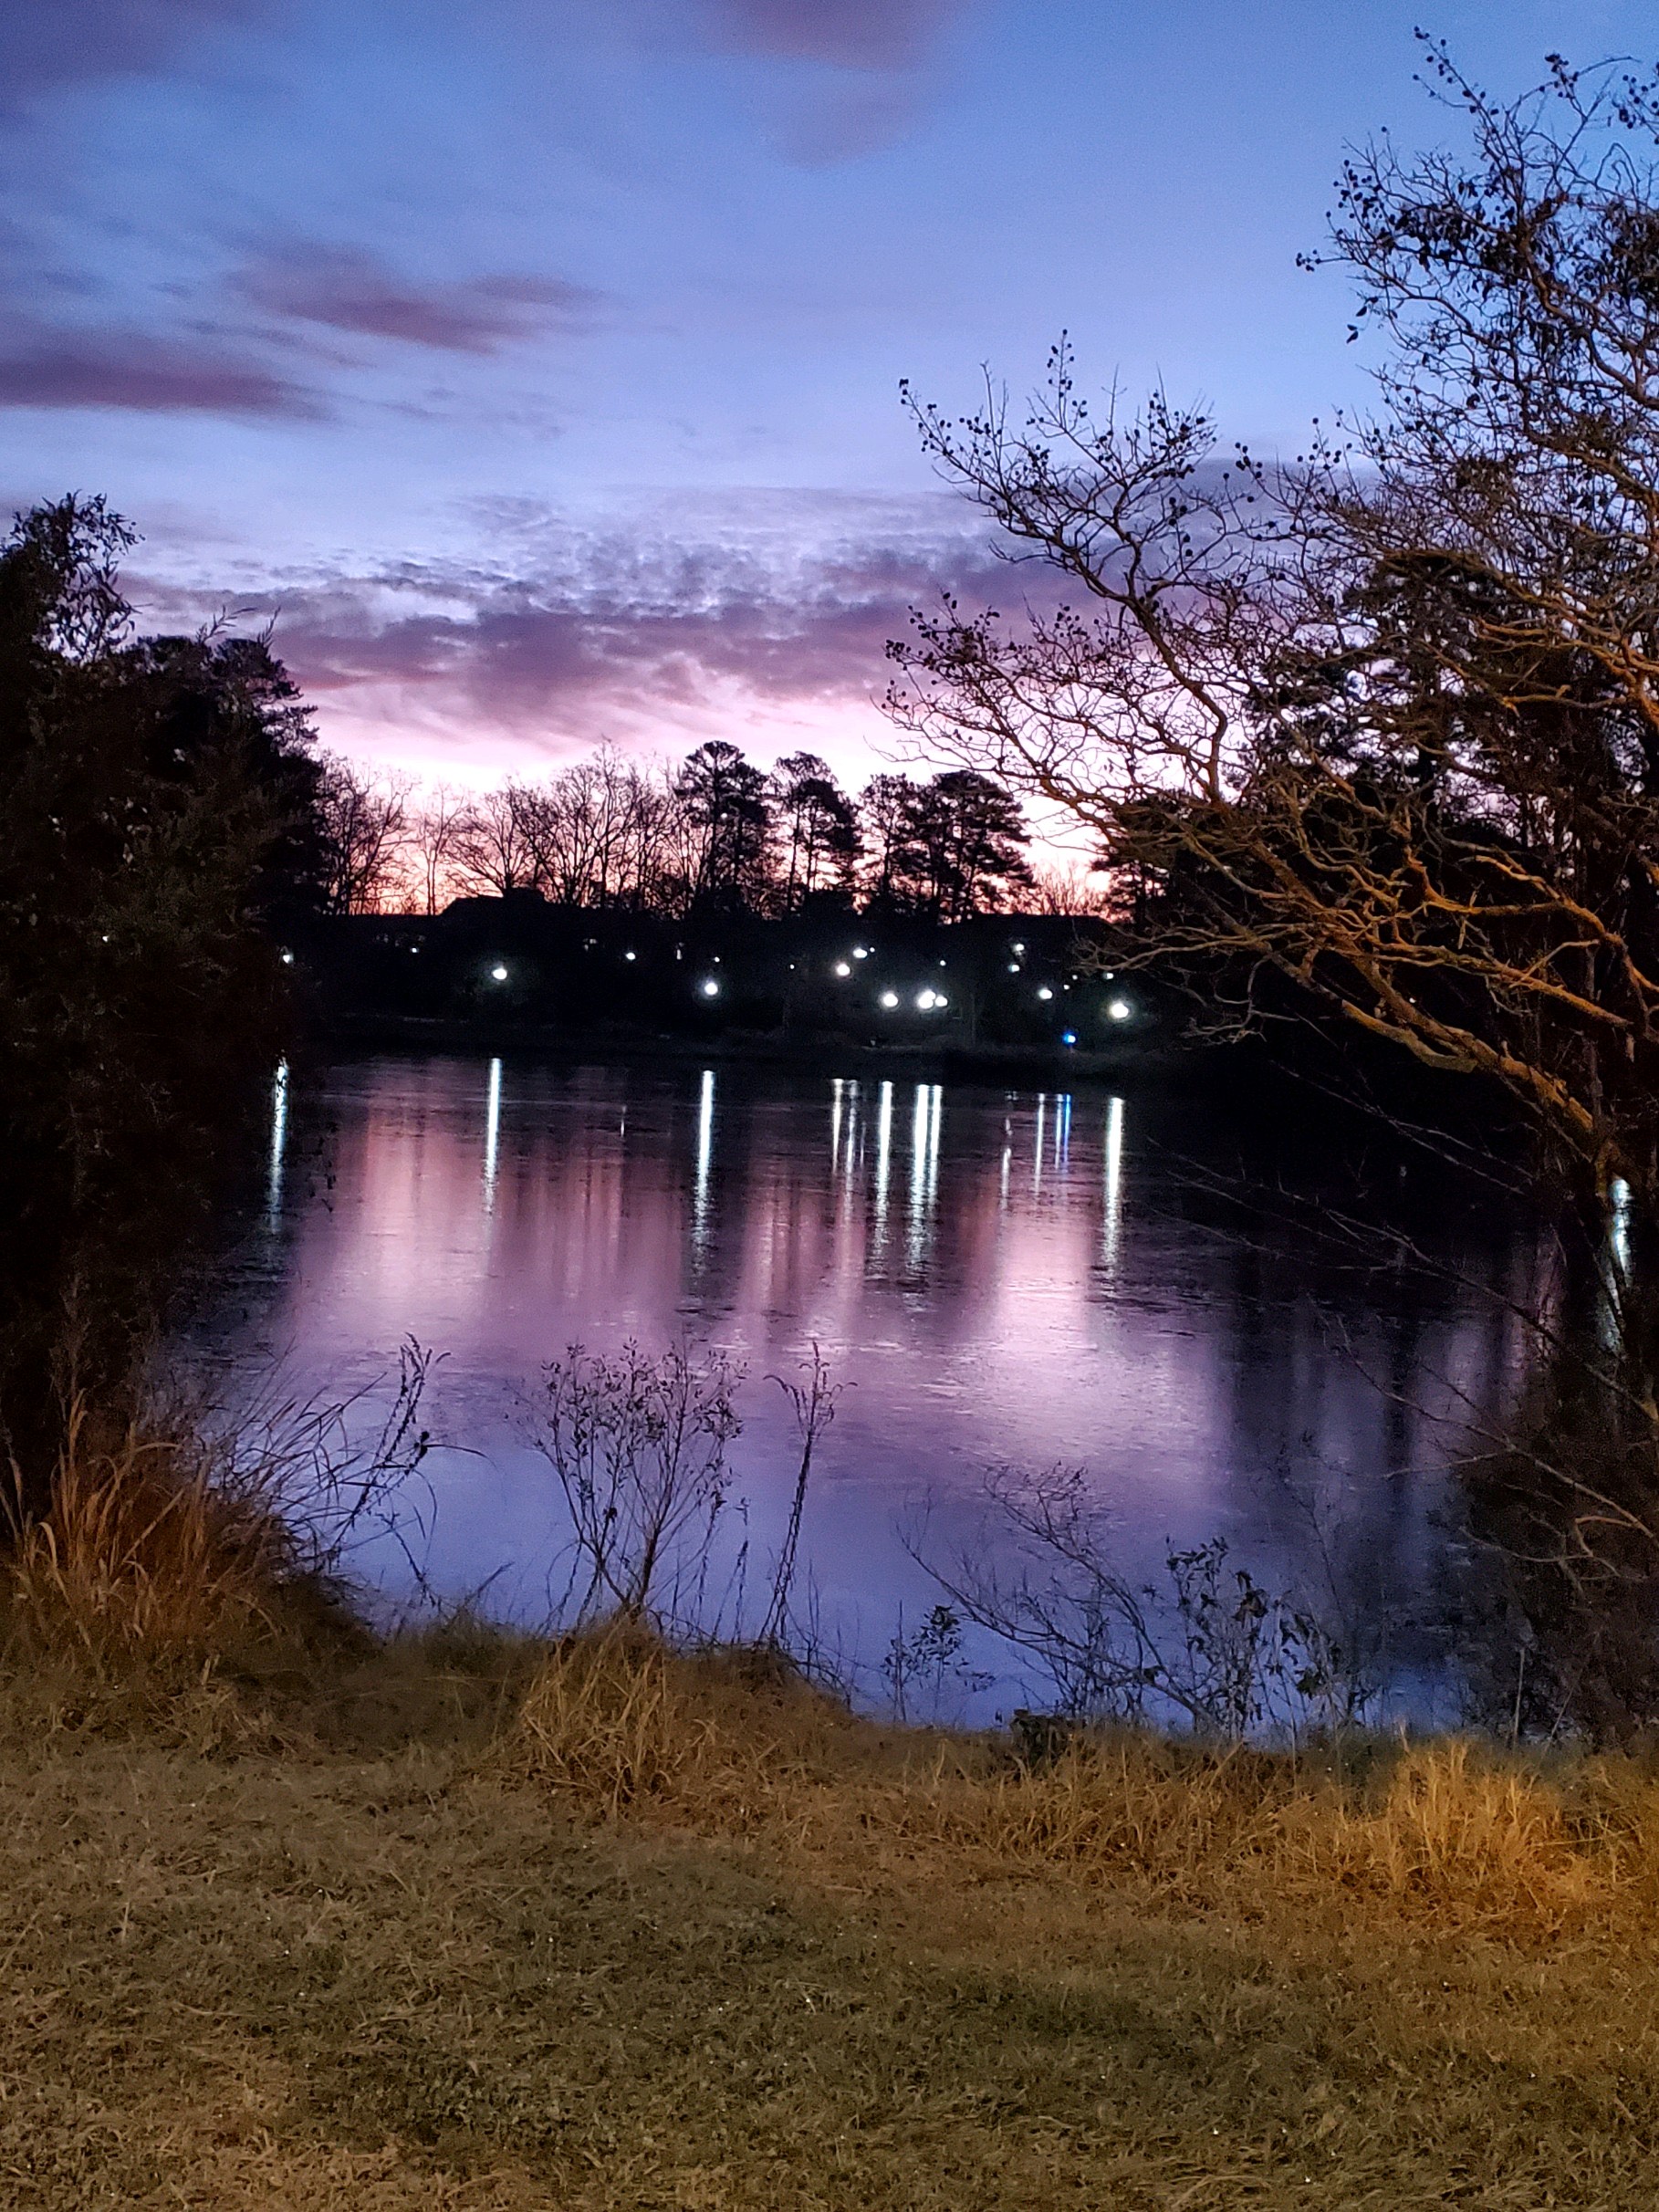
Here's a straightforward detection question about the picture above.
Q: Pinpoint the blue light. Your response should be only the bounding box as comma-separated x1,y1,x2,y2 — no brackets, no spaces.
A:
1061,1030,1078,1048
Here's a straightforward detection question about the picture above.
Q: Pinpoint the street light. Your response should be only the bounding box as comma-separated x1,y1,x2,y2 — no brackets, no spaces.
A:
489,963,509,983
879,989,900,1009
701,978,721,997
1107,997,1132,1021
833,961,851,977
1036,986,1054,1002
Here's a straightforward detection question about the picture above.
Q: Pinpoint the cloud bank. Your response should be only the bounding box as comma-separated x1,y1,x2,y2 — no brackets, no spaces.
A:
137,495,1026,777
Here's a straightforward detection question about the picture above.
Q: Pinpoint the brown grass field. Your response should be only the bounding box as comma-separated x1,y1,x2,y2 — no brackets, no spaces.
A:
4,1419,1659,2207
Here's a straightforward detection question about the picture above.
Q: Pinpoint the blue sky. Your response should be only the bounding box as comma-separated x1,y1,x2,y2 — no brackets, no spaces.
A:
0,0,1645,786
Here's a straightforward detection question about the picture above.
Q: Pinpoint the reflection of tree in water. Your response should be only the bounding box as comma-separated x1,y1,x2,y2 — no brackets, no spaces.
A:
0,497,324,1514
1138,1125,1526,1703
1445,1227,1659,1744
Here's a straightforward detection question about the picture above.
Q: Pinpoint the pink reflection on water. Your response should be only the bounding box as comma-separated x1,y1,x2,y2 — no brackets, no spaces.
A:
235,1055,1518,1686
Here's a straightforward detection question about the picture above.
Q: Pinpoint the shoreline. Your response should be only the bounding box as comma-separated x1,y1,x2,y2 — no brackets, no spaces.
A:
312,1007,1215,1088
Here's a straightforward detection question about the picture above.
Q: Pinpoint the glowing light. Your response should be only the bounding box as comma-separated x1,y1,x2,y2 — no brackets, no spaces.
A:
624,950,637,962
701,978,721,997
1007,963,1021,974
879,989,900,1009
489,963,508,982
833,961,851,977
1012,942,1026,955
852,946,870,959
1061,1030,1078,1047
1107,997,1132,1021
915,988,938,1010
1037,986,1054,1002
279,949,295,966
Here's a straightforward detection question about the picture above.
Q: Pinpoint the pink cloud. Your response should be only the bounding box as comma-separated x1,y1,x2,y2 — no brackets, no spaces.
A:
0,326,319,416
234,245,601,354
130,494,1068,784
696,0,963,70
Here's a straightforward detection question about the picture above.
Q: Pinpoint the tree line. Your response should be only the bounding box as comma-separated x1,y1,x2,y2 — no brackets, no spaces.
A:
315,741,1065,923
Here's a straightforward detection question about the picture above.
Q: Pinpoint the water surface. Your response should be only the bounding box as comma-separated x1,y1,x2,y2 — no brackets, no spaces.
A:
207,1052,1529,1713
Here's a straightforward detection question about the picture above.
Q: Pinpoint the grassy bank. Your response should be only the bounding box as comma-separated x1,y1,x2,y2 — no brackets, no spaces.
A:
3,1615,1659,2209
4,1403,1658,2207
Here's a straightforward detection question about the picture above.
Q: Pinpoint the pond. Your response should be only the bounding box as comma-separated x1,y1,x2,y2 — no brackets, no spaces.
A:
202,1051,1537,1719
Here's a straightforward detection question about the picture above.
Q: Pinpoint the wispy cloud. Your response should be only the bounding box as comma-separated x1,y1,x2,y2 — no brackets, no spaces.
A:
0,322,319,416
694,0,964,71
0,0,275,99
233,244,602,354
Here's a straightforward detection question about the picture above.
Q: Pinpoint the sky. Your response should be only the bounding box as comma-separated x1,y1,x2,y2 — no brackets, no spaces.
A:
0,0,1650,794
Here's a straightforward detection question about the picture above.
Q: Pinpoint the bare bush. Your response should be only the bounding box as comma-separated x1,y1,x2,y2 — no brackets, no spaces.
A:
533,1341,742,1626
916,1463,1379,1740
758,1344,836,1649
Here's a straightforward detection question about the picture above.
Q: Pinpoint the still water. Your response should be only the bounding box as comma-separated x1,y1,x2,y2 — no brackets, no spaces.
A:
210,1052,1533,1713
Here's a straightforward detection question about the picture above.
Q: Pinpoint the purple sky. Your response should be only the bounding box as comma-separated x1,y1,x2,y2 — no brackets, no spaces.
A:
0,0,1644,792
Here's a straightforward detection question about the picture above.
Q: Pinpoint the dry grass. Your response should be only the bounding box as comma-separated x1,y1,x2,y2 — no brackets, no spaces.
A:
6,1603,1659,2202
5,1396,309,1664
505,1630,1659,1941
510,1619,861,1817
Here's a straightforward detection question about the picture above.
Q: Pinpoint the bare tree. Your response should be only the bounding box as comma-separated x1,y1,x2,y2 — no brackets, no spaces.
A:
516,746,664,909
412,783,467,913
890,49,1659,1233
533,1341,742,1625
1026,861,1119,918
450,783,537,897
315,751,413,914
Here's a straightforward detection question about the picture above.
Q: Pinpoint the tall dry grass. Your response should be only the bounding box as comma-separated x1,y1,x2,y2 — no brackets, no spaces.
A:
505,1623,1659,1943
5,1395,306,1666
511,1618,860,1819
1,1342,432,1696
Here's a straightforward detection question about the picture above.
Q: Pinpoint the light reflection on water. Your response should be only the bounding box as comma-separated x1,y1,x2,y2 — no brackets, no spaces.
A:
265,1059,288,1231
214,1053,1531,1709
